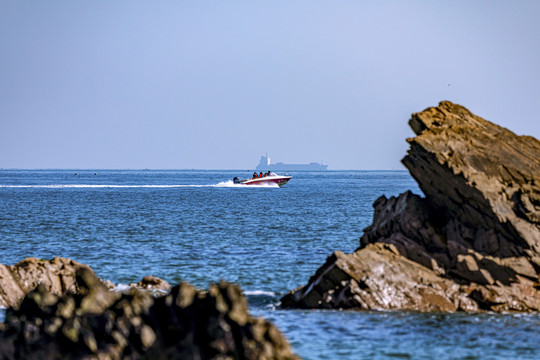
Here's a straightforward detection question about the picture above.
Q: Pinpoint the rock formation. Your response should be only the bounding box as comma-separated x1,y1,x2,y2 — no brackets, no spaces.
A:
0,268,298,359
0,258,172,309
281,101,540,312
0,257,90,309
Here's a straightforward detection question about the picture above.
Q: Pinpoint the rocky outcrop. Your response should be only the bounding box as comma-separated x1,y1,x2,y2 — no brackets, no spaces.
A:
281,101,540,312
0,257,90,309
0,268,298,360
0,258,172,308
281,243,480,312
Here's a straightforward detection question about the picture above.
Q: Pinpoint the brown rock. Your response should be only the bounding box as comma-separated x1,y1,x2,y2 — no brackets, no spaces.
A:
0,257,174,309
281,243,476,312
403,101,540,258
282,101,540,312
0,257,92,308
130,275,171,293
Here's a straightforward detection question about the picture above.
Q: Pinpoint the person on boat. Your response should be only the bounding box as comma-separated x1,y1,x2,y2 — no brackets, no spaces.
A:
266,171,271,177
253,172,258,179
259,172,263,178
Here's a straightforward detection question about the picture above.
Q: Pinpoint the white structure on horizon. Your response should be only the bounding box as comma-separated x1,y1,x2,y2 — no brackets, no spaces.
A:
255,154,328,171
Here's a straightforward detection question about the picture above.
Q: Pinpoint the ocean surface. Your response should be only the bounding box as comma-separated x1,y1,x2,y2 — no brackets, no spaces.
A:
1,169,539,359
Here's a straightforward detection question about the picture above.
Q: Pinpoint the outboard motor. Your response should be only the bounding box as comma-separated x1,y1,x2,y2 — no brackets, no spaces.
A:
233,177,241,184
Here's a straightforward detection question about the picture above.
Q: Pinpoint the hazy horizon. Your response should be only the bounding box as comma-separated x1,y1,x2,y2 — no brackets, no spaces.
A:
2,1,539,170
0,167,409,171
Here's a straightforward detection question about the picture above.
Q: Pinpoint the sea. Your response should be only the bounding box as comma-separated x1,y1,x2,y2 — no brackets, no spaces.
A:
1,169,539,360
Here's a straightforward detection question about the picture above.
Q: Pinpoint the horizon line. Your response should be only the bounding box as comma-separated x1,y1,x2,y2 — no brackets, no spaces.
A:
0,167,408,172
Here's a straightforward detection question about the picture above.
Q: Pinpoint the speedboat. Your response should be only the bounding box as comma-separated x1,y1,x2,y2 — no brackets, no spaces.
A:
233,172,292,187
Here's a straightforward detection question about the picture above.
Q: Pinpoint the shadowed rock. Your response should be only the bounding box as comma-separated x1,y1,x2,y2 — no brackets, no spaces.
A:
133,276,171,292
0,268,298,359
281,101,540,312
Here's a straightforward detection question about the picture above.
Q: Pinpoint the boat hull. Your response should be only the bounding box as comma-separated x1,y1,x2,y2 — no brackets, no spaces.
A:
237,175,292,187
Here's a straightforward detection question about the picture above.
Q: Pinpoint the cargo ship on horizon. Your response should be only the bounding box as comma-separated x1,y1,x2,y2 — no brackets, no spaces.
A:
255,154,328,171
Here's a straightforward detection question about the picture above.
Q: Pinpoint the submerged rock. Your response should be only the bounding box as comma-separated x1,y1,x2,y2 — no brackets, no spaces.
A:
132,275,171,292
282,101,540,312
0,268,298,359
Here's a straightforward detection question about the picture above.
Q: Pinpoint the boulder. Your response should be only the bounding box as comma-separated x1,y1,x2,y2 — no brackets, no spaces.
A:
0,268,298,360
130,276,171,292
281,101,540,312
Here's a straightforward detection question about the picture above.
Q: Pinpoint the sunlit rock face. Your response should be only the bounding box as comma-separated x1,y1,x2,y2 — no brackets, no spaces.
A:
0,257,91,309
0,258,173,309
282,101,540,312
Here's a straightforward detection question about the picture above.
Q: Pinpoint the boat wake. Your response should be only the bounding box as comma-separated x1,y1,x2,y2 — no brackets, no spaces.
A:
0,181,279,189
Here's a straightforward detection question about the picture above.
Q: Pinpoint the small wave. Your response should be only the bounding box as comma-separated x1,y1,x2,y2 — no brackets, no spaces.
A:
244,290,277,296
244,290,279,309
111,283,132,292
110,283,170,296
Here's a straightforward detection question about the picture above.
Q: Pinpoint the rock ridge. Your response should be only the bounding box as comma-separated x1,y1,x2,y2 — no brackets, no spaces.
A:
281,101,540,312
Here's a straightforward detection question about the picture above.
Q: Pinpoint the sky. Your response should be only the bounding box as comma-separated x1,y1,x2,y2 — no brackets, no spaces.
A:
1,1,539,170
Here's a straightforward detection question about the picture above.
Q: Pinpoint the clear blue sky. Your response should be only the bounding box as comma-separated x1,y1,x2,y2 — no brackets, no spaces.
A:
2,1,539,170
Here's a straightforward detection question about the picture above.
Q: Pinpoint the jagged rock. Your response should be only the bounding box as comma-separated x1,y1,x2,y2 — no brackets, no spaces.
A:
0,258,173,308
282,101,540,312
281,243,479,312
0,268,298,360
0,257,91,309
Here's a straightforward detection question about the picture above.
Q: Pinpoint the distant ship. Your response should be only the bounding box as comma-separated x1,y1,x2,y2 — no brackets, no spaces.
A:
255,154,328,171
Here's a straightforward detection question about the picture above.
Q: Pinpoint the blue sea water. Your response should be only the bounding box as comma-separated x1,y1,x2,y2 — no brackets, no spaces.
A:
0,169,539,359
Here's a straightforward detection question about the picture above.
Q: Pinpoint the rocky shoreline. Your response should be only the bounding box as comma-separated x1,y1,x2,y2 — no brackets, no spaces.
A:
1,101,538,357
0,258,298,359
281,101,540,312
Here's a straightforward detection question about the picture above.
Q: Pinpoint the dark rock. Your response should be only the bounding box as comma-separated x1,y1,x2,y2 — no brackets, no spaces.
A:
0,268,298,359
281,101,540,312
129,276,172,293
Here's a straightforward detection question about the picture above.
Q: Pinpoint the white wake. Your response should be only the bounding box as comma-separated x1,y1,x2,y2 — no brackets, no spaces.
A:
0,181,279,189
